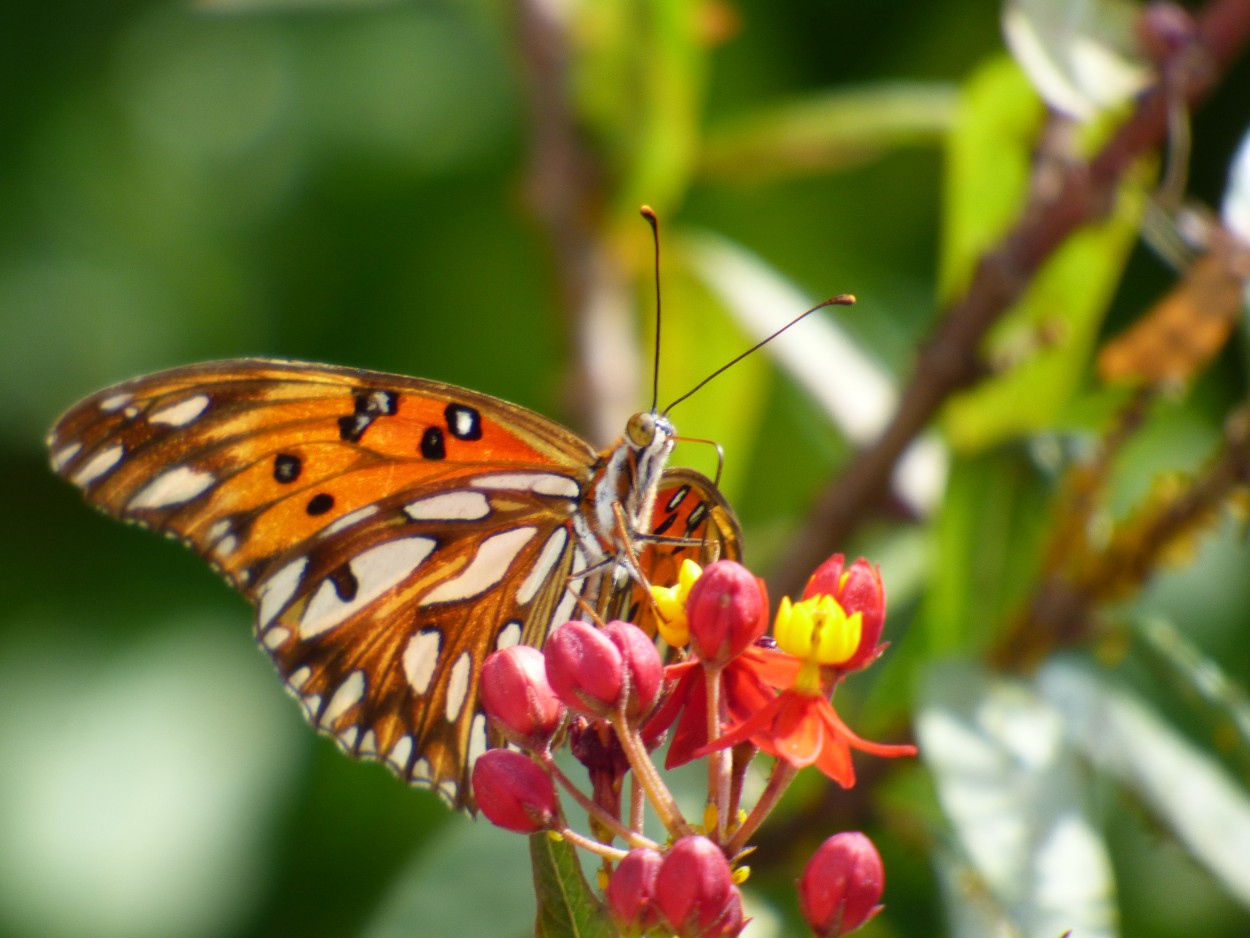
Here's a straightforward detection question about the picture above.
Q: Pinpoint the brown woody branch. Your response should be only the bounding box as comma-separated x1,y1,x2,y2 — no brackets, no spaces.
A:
772,0,1250,598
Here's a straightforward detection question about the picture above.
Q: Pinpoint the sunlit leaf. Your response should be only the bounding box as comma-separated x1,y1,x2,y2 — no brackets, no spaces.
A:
1002,0,1151,120
919,661,1118,938
1039,659,1250,906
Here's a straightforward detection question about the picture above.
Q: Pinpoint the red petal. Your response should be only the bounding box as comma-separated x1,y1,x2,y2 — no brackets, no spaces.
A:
768,695,824,768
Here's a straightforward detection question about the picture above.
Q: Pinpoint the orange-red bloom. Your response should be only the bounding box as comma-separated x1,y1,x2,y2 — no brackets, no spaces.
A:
696,577,915,786
695,683,914,787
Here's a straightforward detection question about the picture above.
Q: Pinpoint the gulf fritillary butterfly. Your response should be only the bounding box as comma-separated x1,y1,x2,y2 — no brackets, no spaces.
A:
46,359,740,808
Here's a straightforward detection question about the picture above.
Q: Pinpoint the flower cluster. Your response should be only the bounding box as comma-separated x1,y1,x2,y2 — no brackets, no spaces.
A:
471,554,915,936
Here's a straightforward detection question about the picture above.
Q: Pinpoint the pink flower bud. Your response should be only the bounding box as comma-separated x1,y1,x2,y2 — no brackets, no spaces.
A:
798,832,884,936
603,620,663,718
606,848,663,931
480,645,564,745
654,835,743,936
685,561,768,666
544,621,624,717
803,555,886,671
471,749,558,834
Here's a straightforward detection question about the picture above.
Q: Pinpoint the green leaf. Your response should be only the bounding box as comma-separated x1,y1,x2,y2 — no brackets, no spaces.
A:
938,56,1147,451
531,832,615,938
701,82,957,182
574,0,706,217
912,448,1051,656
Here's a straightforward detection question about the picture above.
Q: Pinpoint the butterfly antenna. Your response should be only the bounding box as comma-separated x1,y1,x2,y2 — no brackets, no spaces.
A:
641,205,662,414
663,293,856,415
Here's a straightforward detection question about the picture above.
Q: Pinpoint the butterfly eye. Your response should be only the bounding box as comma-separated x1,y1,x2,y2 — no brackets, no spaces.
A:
626,412,657,447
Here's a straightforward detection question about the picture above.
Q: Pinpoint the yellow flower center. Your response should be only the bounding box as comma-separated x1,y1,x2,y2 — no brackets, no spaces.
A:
649,558,703,647
773,595,862,694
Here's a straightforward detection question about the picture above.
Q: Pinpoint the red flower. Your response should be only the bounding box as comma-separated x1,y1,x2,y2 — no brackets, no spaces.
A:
696,685,914,787
647,645,799,769
803,555,887,672
696,591,915,786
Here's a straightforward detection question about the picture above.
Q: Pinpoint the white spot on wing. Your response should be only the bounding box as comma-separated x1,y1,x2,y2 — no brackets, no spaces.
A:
99,392,133,413
258,556,307,629
50,442,81,472
262,626,290,650
360,730,378,756
215,533,239,557
496,620,523,651
300,694,322,721
553,584,579,630
322,505,379,537
451,407,477,438
322,670,365,726
388,735,413,771
129,466,214,509
337,726,359,751
207,519,230,542
445,652,472,722
468,713,488,769
149,394,210,427
516,528,567,605
403,629,441,695
288,666,311,690
436,780,458,805
299,536,437,638
412,758,432,787
420,526,536,605
473,472,580,499
71,443,123,487
403,491,490,522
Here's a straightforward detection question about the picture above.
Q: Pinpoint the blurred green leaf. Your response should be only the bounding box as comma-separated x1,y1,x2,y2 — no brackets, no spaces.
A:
938,57,1043,303
701,82,957,182
912,447,1051,656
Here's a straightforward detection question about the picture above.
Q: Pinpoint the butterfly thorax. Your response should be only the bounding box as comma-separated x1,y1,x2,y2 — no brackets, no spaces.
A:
586,411,675,585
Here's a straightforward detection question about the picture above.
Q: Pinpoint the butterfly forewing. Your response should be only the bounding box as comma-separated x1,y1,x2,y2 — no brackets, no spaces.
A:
47,358,740,809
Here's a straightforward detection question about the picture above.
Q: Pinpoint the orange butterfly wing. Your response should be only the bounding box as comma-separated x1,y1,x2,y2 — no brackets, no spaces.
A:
621,467,743,634
47,359,741,807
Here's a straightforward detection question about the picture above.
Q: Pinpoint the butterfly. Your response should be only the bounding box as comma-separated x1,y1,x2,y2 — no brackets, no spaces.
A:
46,358,741,808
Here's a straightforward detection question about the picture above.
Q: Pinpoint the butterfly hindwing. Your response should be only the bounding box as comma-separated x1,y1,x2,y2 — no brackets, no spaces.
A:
620,466,743,634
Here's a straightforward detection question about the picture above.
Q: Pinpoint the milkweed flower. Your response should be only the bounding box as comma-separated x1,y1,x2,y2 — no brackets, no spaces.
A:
697,564,915,786
801,554,887,672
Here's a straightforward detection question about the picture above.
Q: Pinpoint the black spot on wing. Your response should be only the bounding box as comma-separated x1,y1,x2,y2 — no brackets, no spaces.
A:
653,513,678,537
686,502,708,534
665,485,691,512
339,388,400,443
306,493,335,515
274,453,302,483
421,426,446,460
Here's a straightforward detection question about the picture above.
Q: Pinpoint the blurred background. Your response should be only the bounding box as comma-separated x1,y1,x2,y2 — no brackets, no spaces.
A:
4,0,1250,935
